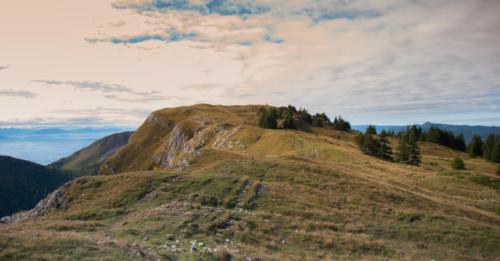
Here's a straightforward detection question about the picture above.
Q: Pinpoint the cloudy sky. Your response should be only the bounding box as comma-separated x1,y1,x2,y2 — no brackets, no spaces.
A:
0,0,499,127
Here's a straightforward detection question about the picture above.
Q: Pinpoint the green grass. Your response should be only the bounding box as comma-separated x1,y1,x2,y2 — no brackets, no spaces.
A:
470,175,500,192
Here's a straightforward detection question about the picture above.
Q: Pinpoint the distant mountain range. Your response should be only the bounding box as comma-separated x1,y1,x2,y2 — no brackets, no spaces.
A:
0,131,133,217
0,127,133,164
352,122,500,142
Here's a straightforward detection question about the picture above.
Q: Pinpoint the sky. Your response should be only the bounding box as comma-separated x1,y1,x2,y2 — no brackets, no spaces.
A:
0,0,499,127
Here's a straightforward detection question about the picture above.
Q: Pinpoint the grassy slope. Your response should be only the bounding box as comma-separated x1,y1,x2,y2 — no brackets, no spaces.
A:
1,105,499,260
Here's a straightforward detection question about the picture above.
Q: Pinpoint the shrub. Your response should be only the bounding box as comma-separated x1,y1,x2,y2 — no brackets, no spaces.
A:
451,157,465,170
496,166,500,176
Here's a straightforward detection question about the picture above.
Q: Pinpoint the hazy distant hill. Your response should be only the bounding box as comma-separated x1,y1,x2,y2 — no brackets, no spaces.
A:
0,156,70,217
353,122,500,142
49,131,133,176
0,127,132,164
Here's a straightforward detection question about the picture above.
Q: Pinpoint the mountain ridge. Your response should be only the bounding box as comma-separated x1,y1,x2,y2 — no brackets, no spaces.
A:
49,131,133,176
1,104,499,260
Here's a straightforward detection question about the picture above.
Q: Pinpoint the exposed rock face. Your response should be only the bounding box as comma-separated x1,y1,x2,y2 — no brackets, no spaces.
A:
100,105,260,174
153,120,240,170
212,125,244,150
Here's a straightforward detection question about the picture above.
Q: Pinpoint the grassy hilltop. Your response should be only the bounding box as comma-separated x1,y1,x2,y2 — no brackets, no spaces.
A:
1,104,499,260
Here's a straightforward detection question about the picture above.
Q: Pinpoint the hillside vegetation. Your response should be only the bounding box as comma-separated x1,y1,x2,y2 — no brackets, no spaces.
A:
1,104,499,260
0,156,71,217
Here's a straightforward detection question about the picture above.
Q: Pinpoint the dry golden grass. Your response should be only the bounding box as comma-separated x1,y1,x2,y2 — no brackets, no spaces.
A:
1,105,499,260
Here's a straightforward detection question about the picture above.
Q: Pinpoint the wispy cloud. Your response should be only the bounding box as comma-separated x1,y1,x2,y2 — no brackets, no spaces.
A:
33,79,174,103
1,0,500,126
0,89,36,98
113,0,270,17
86,31,198,45
33,80,133,93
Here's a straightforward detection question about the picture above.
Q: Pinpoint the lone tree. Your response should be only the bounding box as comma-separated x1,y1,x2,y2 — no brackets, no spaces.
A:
451,157,466,170
468,135,483,158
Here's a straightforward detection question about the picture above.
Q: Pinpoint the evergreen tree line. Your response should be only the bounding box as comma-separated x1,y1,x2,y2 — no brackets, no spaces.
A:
388,126,466,152
258,105,351,132
355,125,420,165
467,134,500,163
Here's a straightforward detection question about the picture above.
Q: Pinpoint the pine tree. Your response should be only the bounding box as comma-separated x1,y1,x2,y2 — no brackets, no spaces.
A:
355,132,380,156
407,131,421,165
366,125,377,136
258,107,278,129
258,107,267,128
378,130,393,161
492,140,500,163
397,136,410,163
468,135,483,158
455,134,466,152
265,107,278,129
482,134,497,161
332,116,351,131
283,111,296,130
397,131,420,165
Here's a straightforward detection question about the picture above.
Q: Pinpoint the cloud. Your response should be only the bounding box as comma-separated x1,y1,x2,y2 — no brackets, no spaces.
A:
33,79,176,103
33,80,133,93
0,107,151,127
1,0,500,127
86,31,198,45
0,89,36,98
0,65,9,70
113,0,270,17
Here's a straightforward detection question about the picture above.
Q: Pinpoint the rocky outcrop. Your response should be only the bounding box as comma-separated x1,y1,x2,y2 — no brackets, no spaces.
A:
2,183,69,224
153,120,242,170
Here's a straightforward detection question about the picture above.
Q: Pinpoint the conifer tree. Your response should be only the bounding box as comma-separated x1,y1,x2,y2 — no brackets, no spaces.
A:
332,116,351,131
378,130,393,161
283,111,296,130
468,135,483,158
397,136,410,163
258,107,278,129
397,132,420,165
482,134,497,161
407,131,421,165
366,125,377,136
492,140,500,163
455,134,466,152
265,107,278,129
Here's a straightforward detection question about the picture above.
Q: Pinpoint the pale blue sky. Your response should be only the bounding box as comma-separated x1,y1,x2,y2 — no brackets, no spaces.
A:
0,0,499,127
